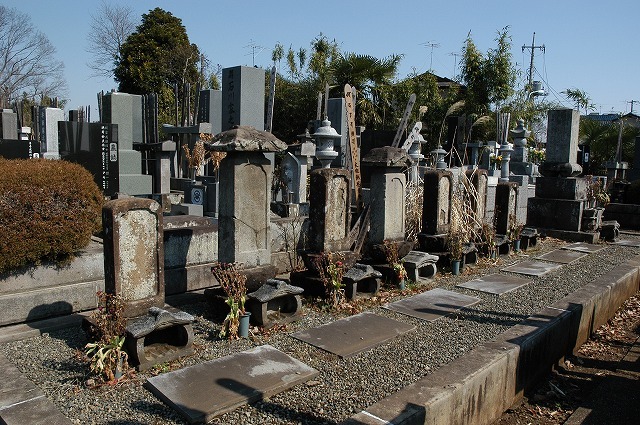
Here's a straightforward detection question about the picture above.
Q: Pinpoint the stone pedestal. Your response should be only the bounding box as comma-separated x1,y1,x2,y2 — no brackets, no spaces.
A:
102,198,164,318
208,126,287,267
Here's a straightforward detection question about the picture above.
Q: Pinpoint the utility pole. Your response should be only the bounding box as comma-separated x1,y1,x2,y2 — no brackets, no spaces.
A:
627,100,638,114
522,32,545,91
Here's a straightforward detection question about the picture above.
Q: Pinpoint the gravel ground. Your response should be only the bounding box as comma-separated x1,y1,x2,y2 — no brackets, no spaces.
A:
1,236,639,425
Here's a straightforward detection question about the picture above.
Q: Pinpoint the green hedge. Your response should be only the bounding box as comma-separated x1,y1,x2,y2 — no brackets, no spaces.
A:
0,158,104,274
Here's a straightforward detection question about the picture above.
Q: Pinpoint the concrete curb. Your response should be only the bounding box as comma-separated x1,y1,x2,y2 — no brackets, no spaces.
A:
344,254,640,425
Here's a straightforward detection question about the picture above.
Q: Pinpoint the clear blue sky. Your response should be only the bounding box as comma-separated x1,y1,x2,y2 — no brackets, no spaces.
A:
5,0,639,116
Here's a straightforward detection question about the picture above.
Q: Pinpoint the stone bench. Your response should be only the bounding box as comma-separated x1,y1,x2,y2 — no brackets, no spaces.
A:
343,264,382,300
246,279,304,327
401,251,438,282
125,307,195,371
520,227,539,250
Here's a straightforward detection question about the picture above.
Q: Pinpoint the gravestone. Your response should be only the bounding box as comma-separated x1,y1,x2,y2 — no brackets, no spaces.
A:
494,182,518,235
102,198,164,318
308,168,352,253
630,136,640,182
418,169,453,252
0,139,40,159
101,92,152,195
466,169,488,225
541,108,582,177
0,109,18,140
197,89,222,134
361,146,412,244
208,126,286,267
326,97,348,167
37,107,63,159
58,122,120,196
527,109,595,240
221,66,265,131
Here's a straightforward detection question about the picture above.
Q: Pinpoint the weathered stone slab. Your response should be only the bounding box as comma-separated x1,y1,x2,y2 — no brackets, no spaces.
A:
536,249,587,264
613,239,640,247
563,242,604,253
501,260,562,277
291,312,413,358
145,345,318,423
457,274,531,295
383,288,481,322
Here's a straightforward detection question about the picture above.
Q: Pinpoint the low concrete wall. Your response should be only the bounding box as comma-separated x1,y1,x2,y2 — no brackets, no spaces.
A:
344,254,640,425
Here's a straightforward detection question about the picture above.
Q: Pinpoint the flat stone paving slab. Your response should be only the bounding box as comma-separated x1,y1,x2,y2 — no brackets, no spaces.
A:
290,312,415,358
501,260,562,277
456,273,531,295
536,249,588,264
563,242,605,253
612,239,640,247
145,345,318,424
383,288,481,322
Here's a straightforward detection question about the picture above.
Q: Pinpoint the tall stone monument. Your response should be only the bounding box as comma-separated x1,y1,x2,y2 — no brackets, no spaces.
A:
38,107,64,159
221,66,265,131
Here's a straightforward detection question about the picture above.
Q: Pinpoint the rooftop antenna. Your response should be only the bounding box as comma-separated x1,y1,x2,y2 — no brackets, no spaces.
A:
627,100,638,114
421,41,440,71
244,39,264,67
449,52,460,79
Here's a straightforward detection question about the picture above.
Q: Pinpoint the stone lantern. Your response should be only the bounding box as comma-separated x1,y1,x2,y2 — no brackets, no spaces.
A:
431,143,447,170
312,118,341,168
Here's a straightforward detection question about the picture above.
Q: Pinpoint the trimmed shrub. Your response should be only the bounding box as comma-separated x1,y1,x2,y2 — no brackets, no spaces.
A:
0,158,103,274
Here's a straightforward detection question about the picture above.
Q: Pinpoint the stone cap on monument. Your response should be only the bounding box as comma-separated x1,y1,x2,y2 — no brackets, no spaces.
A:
361,146,412,168
206,125,287,152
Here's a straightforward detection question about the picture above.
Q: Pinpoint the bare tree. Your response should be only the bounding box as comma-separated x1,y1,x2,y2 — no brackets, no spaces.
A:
0,6,67,107
86,1,136,80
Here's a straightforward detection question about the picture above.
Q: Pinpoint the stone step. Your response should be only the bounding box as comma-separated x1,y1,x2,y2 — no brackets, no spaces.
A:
145,345,318,423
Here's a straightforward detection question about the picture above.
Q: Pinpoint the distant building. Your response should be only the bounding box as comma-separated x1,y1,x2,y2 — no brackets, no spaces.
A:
582,112,640,129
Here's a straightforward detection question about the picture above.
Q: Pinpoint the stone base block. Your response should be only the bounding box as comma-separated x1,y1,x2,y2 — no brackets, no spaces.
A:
539,228,600,243
118,173,152,196
417,233,448,253
604,203,640,230
528,198,583,231
534,176,588,200
246,294,302,327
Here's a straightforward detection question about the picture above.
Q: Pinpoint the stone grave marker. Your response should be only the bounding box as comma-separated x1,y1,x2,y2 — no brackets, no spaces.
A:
37,106,63,159
101,92,152,195
222,66,265,131
308,168,352,253
102,198,164,318
197,89,222,133
0,109,18,140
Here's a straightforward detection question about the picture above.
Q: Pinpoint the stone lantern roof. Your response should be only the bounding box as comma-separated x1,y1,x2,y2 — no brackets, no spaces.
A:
206,126,287,152
361,146,412,168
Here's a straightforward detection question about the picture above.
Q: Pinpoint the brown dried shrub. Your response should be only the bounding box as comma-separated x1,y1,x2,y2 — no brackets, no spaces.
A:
0,158,103,274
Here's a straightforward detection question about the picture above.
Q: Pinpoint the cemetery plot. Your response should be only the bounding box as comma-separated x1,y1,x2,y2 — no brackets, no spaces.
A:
563,242,605,253
536,249,588,264
612,239,640,248
145,345,318,423
383,288,480,322
290,312,414,358
501,260,562,277
457,273,531,296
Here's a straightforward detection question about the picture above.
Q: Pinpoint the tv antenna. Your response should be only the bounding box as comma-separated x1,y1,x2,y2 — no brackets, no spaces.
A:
244,39,265,66
421,41,440,71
